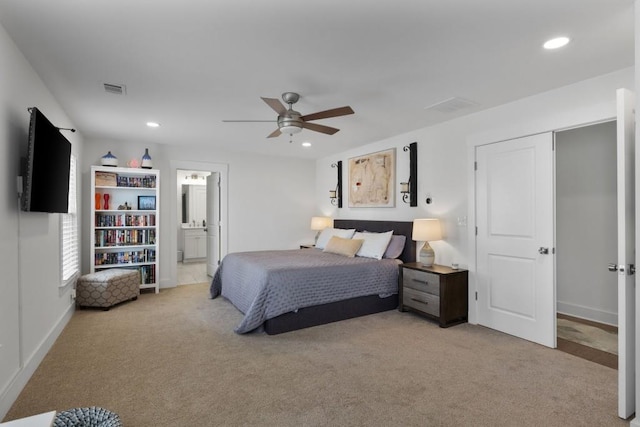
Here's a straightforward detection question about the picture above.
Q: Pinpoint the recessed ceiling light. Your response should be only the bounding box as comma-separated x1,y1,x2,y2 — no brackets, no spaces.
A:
146,122,160,128
543,37,570,50
302,142,312,147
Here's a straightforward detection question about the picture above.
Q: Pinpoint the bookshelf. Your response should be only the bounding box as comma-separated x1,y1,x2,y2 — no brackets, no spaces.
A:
90,166,160,293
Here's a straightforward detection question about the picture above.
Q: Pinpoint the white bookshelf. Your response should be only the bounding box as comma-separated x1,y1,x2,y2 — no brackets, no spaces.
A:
90,166,160,293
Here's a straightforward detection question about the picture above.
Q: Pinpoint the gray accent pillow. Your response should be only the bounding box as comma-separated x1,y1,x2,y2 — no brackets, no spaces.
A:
383,235,406,259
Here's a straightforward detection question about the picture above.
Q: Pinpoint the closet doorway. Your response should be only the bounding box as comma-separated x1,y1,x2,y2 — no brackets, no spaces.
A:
555,120,618,368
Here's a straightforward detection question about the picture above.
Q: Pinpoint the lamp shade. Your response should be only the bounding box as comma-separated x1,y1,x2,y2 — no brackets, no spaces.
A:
310,216,333,231
412,218,442,242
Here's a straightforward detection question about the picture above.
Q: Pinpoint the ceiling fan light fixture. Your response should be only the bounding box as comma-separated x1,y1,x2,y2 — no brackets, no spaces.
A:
277,114,303,135
280,125,302,135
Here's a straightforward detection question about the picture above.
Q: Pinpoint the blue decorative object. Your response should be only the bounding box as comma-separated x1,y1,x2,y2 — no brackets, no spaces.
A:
100,151,118,167
53,406,122,427
141,148,152,169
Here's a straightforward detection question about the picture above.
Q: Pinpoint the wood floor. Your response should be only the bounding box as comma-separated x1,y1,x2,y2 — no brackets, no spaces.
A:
557,313,617,370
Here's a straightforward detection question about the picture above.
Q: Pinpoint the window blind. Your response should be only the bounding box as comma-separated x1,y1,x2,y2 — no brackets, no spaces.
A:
61,154,78,283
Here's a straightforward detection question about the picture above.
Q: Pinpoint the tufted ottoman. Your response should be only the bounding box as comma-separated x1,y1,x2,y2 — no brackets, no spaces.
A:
76,269,140,310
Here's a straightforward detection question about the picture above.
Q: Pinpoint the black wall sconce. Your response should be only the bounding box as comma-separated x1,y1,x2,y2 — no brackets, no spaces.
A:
330,161,343,208
400,142,418,206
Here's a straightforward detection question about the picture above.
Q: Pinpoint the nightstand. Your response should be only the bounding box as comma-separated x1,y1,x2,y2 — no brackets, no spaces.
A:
399,263,468,327
300,244,315,249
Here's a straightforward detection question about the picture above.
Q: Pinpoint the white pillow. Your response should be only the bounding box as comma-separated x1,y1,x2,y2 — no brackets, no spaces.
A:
315,228,356,249
353,231,393,260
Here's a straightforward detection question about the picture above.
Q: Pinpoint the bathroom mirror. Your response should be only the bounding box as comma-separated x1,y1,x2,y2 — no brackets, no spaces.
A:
181,184,207,225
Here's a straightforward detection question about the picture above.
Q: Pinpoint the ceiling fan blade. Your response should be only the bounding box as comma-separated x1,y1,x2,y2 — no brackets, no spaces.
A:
300,106,354,122
222,120,276,122
261,97,288,116
301,122,340,135
267,128,282,138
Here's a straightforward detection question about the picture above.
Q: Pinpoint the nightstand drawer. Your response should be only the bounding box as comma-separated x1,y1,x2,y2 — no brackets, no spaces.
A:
403,268,440,295
403,287,440,317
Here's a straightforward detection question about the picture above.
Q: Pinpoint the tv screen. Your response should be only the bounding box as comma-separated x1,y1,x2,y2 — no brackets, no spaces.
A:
22,107,71,213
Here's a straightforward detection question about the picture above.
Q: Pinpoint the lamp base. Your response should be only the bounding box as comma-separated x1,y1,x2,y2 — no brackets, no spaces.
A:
419,242,435,267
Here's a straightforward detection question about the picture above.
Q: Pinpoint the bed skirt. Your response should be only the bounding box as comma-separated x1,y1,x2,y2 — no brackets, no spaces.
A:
263,293,398,335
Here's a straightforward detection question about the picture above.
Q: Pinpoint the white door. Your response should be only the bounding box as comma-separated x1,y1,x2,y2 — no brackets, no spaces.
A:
615,88,635,419
476,132,555,347
206,173,220,276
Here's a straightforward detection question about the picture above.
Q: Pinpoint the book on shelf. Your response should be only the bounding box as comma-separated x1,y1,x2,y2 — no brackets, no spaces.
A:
94,249,156,266
116,175,156,188
94,229,156,247
95,213,156,227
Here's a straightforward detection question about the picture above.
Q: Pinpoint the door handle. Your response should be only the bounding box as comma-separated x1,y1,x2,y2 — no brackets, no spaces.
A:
538,247,549,255
609,263,636,275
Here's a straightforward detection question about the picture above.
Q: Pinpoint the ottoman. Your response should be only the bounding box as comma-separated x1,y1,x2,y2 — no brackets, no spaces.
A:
76,269,140,310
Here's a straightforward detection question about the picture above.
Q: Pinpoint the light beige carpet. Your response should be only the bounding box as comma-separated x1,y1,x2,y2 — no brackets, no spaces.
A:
4,283,627,426
557,318,618,355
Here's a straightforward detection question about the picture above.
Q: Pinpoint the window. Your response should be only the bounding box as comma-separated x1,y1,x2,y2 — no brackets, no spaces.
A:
61,154,78,285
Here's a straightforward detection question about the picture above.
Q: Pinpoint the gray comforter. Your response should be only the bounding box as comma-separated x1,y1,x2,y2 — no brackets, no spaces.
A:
210,248,400,333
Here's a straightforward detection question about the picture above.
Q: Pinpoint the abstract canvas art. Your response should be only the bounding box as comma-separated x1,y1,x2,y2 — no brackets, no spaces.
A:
348,148,395,207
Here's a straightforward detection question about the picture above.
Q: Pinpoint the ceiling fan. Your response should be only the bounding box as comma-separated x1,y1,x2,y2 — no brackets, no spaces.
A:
223,92,354,139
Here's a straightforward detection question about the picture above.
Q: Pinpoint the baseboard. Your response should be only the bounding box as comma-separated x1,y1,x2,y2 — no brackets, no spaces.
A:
0,304,74,421
556,301,617,326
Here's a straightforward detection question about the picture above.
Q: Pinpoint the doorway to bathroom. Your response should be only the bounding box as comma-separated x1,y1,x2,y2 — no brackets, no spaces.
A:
172,161,227,287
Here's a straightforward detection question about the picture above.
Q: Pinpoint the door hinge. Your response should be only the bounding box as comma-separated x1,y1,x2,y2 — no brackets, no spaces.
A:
475,291,478,301
474,161,477,171
475,226,478,236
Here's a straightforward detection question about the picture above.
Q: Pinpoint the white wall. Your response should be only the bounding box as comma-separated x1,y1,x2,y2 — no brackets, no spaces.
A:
0,24,83,419
81,141,317,288
556,122,617,324
318,67,633,322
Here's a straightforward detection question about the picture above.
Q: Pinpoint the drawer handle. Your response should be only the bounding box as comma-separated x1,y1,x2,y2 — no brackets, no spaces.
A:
410,297,428,305
411,279,428,285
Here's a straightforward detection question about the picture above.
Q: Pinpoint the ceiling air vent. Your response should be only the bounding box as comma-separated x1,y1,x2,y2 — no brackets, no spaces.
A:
424,97,478,114
103,83,126,95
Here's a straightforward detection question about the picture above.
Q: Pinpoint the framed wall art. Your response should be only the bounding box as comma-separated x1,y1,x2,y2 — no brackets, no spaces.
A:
348,148,396,208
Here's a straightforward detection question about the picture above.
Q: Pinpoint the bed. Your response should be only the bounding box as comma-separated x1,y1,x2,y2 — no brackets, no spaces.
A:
210,220,415,334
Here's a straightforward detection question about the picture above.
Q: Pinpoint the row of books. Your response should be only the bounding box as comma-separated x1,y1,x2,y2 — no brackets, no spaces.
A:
139,265,156,284
116,175,156,188
95,229,156,247
95,213,156,227
94,249,156,266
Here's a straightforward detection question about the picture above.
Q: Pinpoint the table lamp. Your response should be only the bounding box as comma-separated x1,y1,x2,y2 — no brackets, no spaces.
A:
310,216,333,243
412,218,442,267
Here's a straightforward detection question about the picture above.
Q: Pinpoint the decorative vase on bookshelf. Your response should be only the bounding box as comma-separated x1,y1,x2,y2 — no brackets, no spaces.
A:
100,151,118,167
141,148,153,169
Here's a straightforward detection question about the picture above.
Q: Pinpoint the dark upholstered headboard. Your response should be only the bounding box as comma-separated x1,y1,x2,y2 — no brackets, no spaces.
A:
333,220,415,264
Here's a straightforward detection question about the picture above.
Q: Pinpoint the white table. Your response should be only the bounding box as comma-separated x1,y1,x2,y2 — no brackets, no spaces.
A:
0,411,55,427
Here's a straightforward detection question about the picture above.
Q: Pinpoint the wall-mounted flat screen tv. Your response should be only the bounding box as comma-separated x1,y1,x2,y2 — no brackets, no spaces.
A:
22,107,71,213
